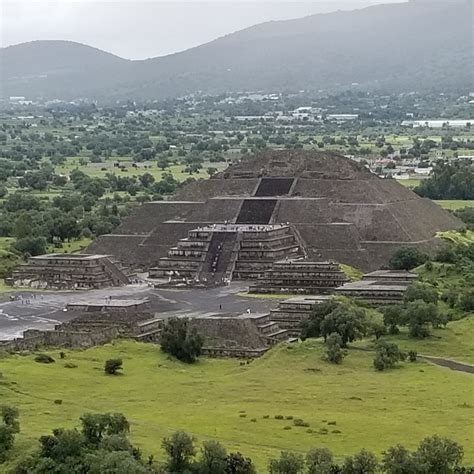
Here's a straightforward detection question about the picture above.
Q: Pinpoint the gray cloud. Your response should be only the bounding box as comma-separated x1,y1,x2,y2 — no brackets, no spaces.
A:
1,1,407,59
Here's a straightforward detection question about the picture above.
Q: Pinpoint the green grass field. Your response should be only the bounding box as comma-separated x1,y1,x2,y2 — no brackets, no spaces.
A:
387,316,474,365
47,238,93,254
434,200,474,210
398,179,421,188
55,158,228,183
1,339,472,470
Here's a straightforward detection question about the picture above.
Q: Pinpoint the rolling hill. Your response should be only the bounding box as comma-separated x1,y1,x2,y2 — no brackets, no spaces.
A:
0,0,471,101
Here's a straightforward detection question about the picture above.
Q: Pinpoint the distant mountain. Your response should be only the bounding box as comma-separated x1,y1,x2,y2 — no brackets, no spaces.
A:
1,0,471,101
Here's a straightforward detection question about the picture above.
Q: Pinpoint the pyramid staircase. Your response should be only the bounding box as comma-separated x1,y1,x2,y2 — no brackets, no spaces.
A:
150,224,301,285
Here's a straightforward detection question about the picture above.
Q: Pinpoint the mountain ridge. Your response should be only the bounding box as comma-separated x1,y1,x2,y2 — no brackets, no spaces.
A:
1,1,471,101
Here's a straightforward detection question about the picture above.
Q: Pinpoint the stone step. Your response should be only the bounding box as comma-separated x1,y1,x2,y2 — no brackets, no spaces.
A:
266,329,291,341
257,321,280,335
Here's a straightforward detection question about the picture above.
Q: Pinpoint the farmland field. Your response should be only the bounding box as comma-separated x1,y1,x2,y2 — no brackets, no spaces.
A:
0,339,472,471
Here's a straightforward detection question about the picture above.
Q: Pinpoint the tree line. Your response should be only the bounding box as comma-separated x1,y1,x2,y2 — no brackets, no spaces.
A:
1,408,468,473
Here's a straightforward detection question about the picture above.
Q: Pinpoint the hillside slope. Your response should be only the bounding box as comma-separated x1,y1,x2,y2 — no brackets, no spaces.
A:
1,0,471,100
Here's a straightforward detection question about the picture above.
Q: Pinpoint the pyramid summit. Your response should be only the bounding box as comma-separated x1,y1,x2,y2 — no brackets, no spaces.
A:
88,150,462,276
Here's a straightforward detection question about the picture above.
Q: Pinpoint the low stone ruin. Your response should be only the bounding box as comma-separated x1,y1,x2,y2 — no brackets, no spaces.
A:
249,258,348,294
334,270,418,304
269,295,333,336
12,254,130,290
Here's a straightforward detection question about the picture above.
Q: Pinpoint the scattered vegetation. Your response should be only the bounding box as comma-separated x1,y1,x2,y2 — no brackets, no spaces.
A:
104,358,123,375
160,317,204,363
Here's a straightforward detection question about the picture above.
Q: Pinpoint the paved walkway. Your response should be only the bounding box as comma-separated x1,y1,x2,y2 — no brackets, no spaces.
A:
0,283,277,340
422,356,474,375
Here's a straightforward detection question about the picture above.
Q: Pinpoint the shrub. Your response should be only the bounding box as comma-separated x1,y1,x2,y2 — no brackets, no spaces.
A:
324,333,347,364
104,359,123,375
0,425,15,463
373,341,405,371
458,290,474,311
0,405,20,462
64,362,78,369
34,354,55,364
408,350,418,362
404,282,438,304
225,452,256,474
389,247,428,270
160,317,203,363
81,413,129,446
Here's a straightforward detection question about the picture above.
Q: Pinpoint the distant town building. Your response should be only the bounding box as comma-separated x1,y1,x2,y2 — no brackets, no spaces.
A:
402,120,473,128
327,114,359,121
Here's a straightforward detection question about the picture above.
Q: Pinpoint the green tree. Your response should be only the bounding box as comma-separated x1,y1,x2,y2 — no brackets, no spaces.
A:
87,450,149,474
405,300,439,338
225,452,256,474
389,248,428,271
404,283,438,304
162,431,196,473
39,428,85,461
320,306,368,347
0,406,19,463
382,305,405,335
197,440,227,474
324,333,347,364
373,341,405,371
13,236,47,256
139,173,155,188
301,300,340,340
306,447,334,474
341,449,378,474
458,290,474,311
80,413,129,446
382,444,421,474
415,435,464,473
160,317,203,363
268,451,305,474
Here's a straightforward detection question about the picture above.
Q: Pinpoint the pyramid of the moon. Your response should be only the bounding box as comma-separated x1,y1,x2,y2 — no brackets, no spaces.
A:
88,150,463,273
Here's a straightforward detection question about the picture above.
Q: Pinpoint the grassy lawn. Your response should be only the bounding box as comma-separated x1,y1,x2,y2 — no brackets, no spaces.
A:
1,340,472,470
383,316,474,365
55,158,228,183
48,238,93,254
434,200,474,210
398,179,421,188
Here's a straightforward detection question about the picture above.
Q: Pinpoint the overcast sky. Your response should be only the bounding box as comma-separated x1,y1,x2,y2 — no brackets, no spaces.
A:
1,0,406,59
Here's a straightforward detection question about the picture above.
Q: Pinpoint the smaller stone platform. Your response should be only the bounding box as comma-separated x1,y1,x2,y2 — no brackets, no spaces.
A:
335,270,418,305
66,298,150,312
249,258,348,294
269,295,332,335
12,253,130,290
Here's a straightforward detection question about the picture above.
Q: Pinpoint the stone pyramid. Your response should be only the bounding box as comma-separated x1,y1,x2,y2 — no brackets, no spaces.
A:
88,150,462,272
